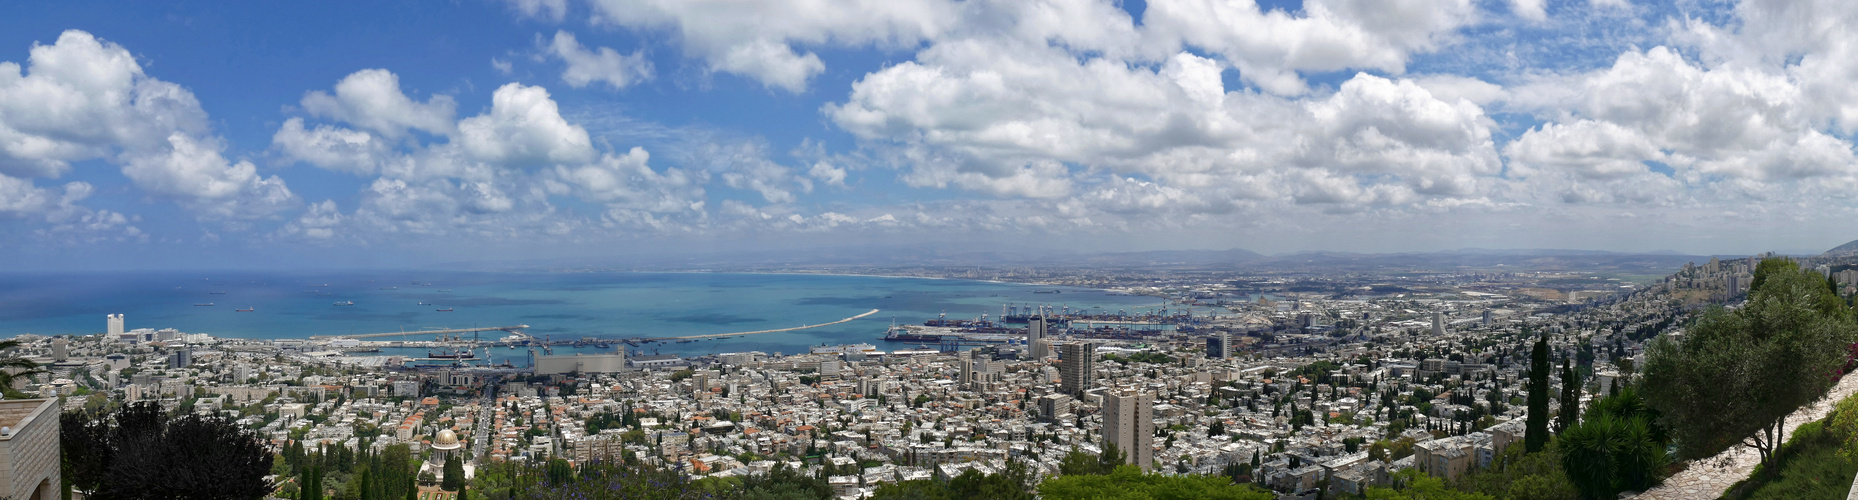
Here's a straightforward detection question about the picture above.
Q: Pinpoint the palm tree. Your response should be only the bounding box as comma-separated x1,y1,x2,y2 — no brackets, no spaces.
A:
0,339,46,398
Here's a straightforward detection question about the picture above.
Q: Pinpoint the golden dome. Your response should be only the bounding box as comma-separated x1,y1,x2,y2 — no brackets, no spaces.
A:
435,429,459,446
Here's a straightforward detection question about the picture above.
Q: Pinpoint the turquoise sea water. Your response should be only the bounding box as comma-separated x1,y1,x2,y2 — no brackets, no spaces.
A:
0,271,1164,359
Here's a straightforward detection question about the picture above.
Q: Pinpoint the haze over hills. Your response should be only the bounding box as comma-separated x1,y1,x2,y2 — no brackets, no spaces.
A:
451,244,1737,277
1824,239,1858,257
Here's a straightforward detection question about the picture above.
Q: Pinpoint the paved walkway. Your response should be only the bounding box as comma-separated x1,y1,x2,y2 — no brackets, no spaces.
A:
1633,374,1858,499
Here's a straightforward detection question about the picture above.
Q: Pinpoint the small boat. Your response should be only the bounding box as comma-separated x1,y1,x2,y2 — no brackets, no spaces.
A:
418,301,429,305
194,303,214,306
438,289,452,292
209,291,227,295
435,307,454,312
334,301,354,306
236,307,254,312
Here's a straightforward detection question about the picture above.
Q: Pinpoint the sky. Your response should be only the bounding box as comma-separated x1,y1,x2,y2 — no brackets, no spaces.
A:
2,0,1856,270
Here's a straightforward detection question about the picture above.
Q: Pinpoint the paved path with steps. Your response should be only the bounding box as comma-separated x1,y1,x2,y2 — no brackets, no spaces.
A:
1631,373,1858,499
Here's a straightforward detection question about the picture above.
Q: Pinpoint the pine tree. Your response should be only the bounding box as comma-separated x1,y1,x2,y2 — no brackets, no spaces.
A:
1525,333,1551,453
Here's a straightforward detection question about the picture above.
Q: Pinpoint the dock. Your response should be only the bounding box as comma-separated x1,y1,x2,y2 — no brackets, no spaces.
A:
638,309,880,341
310,325,529,340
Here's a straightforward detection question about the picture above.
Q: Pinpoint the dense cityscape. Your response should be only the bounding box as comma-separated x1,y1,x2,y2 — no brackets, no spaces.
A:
6,247,1858,499
12,0,1858,498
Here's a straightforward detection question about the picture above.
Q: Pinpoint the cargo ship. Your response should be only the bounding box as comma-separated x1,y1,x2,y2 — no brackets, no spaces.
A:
333,301,354,306
428,348,475,359
236,307,254,312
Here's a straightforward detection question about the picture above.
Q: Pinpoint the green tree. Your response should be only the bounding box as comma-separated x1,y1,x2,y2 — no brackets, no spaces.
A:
61,402,276,499
0,339,45,398
1449,444,1577,500
301,462,323,500
1366,469,1495,500
1643,258,1856,467
1560,416,1666,499
1556,360,1581,435
1098,441,1126,470
441,455,464,491
1058,445,1119,476
1037,465,1273,500
716,462,831,499
868,460,1034,500
1526,334,1551,453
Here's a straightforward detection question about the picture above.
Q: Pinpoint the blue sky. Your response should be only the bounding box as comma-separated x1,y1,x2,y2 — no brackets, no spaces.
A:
2,0,1856,269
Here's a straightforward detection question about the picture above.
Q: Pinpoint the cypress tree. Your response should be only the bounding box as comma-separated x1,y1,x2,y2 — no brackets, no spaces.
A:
1525,333,1551,453
441,455,464,491
1557,360,1581,435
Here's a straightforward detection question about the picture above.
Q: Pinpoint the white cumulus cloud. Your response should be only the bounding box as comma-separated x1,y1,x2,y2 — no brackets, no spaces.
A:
545,31,654,90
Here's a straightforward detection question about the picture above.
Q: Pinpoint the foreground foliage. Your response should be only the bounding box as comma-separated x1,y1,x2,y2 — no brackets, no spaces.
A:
868,464,1034,500
1036,465,1273,500
1559,386,1669,499
1722,419,1858,500
1642,258,1856,466
1366,469,1495,500
1448,444,1578,500
61,401,275,499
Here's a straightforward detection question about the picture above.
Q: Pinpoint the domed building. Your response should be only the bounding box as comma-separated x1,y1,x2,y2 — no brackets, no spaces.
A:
429,429,463,466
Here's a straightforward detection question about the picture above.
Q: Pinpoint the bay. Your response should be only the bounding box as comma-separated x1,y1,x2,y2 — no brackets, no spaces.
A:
0,271,1167,359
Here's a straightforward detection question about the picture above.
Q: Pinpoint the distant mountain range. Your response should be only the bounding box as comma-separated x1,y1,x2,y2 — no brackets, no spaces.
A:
451,244,1731,275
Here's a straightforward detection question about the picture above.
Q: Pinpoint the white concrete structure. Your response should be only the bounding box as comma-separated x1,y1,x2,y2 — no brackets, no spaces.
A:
106,314,123,338
0,399,58,500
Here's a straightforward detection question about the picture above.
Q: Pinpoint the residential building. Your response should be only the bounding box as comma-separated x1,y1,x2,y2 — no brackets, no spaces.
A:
1103,390,1154,470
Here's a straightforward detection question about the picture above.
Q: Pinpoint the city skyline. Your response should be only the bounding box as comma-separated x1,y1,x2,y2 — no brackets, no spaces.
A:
5,0,1858,270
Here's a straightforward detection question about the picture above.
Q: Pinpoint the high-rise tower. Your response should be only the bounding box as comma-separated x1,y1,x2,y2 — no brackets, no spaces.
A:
1028,316,1049,359
1103,389,1154,469
1059,342,1095,395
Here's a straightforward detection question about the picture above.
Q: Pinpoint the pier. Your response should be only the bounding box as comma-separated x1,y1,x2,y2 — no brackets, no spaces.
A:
310,325,529,340
637,309,881,341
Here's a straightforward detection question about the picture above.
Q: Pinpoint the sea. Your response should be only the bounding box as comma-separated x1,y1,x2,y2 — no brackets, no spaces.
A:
0,271,1169,365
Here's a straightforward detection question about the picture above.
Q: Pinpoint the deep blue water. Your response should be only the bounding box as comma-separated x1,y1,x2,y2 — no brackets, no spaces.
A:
0,271,1163,358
